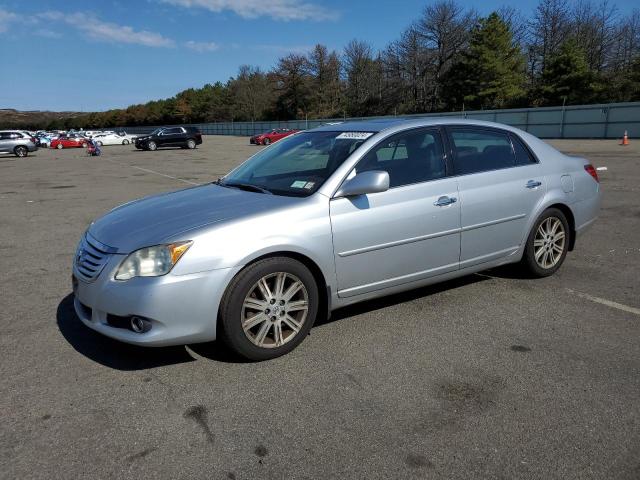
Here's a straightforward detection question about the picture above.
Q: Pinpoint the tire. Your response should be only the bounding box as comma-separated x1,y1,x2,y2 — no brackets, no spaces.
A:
187,139,196,149
123,139,130,145
56,143,63,149
14,146,28,158
147,141,157,151
219,257,319,361
81,142,87,147
96,141,103,146
262,137,271,145
520,208,570,277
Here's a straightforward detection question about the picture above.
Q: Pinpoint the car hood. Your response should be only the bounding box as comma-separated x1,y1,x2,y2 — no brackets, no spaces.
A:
89,184,300,253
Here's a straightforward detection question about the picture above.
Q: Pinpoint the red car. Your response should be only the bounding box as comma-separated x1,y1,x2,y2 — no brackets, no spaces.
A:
250,128,299,145
50,135,88,149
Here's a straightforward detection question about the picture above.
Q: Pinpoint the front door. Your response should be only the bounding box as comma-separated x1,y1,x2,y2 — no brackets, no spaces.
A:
330,127,461,298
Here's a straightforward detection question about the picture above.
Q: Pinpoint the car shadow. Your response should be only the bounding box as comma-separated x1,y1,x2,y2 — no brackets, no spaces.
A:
317,273,489,328
57,270,518,368
56,294,196,370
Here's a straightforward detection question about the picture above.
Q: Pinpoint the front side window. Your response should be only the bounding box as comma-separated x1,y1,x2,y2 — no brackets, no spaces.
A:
355,128,446,188
450,128,516,175
222,131,370,197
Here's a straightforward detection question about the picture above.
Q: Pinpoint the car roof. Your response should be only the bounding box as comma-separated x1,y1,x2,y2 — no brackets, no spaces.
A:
310,117,525,134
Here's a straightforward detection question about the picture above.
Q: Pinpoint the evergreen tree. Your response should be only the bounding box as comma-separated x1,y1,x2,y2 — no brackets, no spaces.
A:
444,13,526,109
538,38,600,105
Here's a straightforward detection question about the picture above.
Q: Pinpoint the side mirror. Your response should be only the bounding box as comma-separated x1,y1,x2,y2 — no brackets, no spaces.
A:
335,170,390,198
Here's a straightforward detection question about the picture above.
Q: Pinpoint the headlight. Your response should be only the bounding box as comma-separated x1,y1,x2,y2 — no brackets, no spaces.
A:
115,241,192,280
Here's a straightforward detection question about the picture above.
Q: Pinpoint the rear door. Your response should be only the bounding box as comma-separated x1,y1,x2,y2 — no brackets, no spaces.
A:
445,126,545,268
330,127,461,297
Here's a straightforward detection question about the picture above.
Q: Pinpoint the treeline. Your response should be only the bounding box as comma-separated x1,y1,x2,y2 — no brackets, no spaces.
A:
20,0,640,130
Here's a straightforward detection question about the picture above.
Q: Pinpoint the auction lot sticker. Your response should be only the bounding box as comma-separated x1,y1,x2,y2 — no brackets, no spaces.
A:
336,132,374,140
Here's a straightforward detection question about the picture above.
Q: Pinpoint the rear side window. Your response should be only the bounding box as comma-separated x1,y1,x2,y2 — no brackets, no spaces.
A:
450,129,515,175
511,134,537,165
356,128,446,188
0,133,9,140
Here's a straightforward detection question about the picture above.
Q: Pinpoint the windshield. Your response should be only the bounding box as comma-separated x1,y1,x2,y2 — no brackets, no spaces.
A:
222,131,373,197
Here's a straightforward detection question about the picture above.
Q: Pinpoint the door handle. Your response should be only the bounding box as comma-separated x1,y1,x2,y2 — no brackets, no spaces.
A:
526,180,542,189
434,196,457,207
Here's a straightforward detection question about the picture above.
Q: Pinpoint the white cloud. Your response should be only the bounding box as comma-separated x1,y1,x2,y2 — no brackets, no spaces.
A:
38,11,175,47
185,40,219,52
158,0,339,21
0,9,17,33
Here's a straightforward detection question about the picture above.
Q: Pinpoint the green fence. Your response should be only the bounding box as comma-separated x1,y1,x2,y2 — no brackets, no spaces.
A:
119,101,640,139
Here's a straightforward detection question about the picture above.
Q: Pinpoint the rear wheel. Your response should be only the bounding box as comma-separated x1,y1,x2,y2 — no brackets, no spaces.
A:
14,146,28,157
187,139,196,149
96,141,103,146
520,208,569,277
122,139,130,145
147,141,157,151
219,257,318,361
262,137,271,145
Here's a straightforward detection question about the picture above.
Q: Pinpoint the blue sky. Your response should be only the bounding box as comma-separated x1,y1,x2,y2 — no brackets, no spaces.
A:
0,0,636,111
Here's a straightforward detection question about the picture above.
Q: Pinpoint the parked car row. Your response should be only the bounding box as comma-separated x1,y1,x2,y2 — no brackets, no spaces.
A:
30,130,139,149
1,126,205,157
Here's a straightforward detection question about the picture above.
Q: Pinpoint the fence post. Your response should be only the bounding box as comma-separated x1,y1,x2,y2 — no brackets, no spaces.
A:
603,107,610,139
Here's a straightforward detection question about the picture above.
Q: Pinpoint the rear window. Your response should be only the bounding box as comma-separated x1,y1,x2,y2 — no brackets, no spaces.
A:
511,134,537,165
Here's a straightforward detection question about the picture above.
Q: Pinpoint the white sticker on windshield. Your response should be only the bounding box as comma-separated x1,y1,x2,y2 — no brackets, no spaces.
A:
291,180,307,188
336,132,374,140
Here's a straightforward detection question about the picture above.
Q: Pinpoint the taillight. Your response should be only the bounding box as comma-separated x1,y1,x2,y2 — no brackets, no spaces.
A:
584,164,599,183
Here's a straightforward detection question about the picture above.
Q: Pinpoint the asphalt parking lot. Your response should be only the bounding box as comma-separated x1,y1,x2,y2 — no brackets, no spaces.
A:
1,137,639,479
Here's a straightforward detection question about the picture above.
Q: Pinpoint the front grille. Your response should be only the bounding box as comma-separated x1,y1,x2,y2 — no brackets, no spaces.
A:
74,234,116,282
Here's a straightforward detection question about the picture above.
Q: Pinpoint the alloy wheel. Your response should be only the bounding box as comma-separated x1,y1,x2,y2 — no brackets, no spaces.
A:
241,272,309,349
533,217,565,269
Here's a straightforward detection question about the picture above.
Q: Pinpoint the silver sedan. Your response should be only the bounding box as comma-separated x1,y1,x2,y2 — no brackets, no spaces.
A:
72,119,601,360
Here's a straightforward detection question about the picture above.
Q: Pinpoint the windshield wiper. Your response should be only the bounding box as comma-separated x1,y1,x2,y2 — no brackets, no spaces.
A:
218,181,273,195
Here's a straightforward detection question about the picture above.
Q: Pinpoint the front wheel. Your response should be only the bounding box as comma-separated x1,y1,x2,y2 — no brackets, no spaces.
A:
262,137,271,145
520,208,570,277
147,141,157,151
219,257,319,361
56,143,63,149
14,146,28,157
122,139,130,145
96,141,103,146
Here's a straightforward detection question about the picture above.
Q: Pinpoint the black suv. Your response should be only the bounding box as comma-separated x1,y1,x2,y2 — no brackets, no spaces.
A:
134,126,202,151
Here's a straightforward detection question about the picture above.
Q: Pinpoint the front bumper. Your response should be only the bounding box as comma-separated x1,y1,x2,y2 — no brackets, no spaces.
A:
73,254,237,346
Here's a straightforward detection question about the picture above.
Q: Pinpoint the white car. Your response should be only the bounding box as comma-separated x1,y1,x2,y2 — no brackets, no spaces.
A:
92,132,137,146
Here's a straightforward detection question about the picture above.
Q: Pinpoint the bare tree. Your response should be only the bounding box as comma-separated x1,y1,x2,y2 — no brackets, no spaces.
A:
343,39,379,116
273,54,311,119
306,44,343,117
572,0,619,71
528,0,572,76
610,8,640,71
231,65,274,121
416,0,477,110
